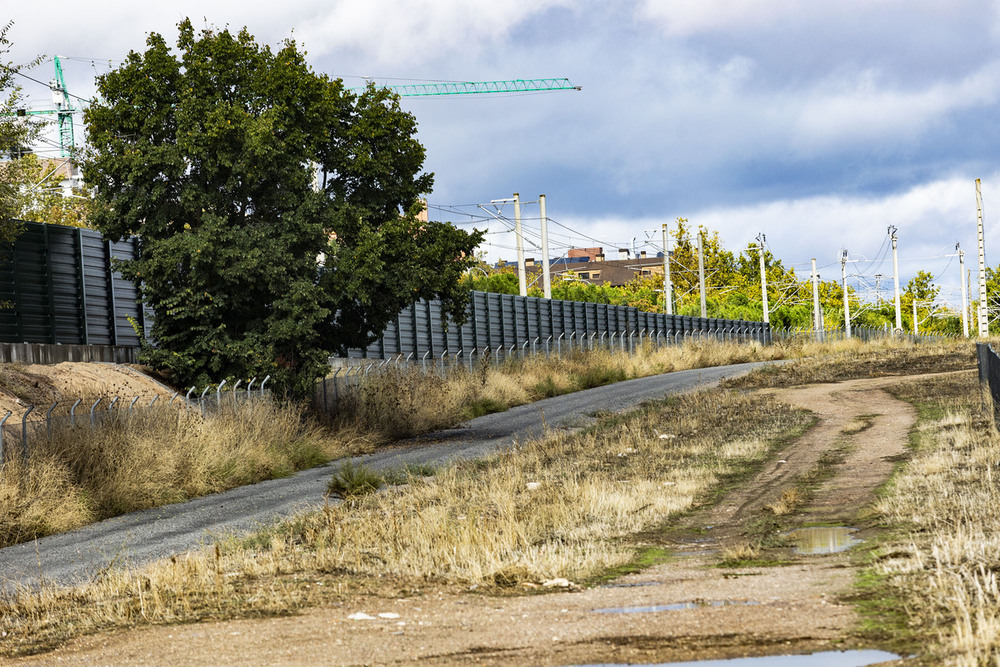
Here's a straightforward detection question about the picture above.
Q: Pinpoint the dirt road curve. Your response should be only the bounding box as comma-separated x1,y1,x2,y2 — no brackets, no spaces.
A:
14,375,927,666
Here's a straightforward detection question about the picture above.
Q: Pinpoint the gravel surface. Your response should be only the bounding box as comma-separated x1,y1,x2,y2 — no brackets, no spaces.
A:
0,361,774,593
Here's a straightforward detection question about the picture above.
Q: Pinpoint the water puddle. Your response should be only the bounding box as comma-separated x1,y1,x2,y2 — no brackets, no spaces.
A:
570,649,900,666
600,581,662,589
788,527,861,555
593,600,759,614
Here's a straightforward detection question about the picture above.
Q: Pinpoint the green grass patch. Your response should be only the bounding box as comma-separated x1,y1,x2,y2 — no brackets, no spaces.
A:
464,396,510,419
327,460,383,497
586,546,673,586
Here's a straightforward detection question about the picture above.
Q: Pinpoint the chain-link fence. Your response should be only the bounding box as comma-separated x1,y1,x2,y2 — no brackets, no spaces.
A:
770,325,958,344
314,324,769,413
0,375,272,474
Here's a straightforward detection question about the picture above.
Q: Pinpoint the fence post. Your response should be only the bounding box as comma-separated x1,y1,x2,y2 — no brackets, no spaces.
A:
216,380,227,409
260,375,271,397
0,410,9,471
70,398,82,427
90,398,101,428
21,405,34,461
46,401,58,439
200,386,211,416
231,380,242,405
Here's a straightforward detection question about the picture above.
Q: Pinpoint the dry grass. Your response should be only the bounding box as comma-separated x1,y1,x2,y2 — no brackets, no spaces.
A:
721,541,762,564
0,401,366,548
725,337,974,389
765,487,804,516
330,339,790,440
858,371,1000,664
333,338,975,442
0,387,809,656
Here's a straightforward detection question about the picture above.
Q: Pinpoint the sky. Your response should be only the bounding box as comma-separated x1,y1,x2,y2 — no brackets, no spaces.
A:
6,0,1000,311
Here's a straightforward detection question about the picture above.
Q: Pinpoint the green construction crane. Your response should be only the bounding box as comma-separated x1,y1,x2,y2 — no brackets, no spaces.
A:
4,55,77,157
349,77,581,97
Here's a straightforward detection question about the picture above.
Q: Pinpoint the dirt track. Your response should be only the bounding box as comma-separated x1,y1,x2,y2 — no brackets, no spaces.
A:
9,373,933,665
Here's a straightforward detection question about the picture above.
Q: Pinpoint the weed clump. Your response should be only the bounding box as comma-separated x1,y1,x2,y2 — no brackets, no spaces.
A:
327,461,383,497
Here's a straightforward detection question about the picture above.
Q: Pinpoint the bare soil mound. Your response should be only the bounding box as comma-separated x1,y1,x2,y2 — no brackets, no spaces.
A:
0,363,174,419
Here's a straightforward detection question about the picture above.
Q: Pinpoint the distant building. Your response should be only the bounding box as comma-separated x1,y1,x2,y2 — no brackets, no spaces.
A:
504,247,669,288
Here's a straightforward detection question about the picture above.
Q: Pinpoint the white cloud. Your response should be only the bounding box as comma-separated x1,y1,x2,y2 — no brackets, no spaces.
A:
791,64,1000,153
637,0,809,36
296,0,572,67
636,0,974,37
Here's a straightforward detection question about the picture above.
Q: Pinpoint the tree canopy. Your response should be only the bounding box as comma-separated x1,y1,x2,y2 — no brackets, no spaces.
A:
83,20,482,394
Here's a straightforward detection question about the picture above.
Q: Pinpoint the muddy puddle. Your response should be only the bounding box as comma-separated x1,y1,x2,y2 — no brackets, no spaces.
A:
571,648,900,666
599,581,662,589
593,600,759,614
788,527,861,555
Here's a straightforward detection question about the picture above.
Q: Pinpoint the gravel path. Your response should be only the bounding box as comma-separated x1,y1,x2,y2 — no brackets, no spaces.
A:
0,361,773,593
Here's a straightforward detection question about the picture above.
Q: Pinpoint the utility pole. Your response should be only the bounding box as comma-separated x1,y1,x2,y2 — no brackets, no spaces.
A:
662,223,673,315
513,193,526,297
757,233,769,325
890,226,902,332
969,268,974,333
913,299,919,335
539,194,551,299
811,258,821,335
959,244,969,338
698,230,707,318
841,249,851,339
977,179,988,337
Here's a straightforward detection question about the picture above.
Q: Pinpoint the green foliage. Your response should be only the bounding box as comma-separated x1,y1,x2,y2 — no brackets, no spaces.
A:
327,460,383,497
83,21,482,396
466,217,965,334
463,396,509,419
4,154,93,227
0,21,44,237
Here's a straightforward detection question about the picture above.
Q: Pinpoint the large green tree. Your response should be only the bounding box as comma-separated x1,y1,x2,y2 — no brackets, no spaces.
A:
83,21,482,395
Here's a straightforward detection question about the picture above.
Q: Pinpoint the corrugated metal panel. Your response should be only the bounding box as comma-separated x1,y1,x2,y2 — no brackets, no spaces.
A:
343,292,776,360
499,294,516,348
485,293,502,350
47,226,84,344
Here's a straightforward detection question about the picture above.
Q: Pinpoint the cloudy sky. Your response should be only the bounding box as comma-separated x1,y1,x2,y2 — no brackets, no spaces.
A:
7,0,1000,308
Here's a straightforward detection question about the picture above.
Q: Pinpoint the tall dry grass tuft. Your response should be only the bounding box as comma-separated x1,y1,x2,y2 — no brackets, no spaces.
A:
862,371,1000,663
0,400,360,548
0,388,809,655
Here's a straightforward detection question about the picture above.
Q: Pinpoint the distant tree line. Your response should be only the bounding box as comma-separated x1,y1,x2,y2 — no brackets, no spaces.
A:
464,218,966,335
